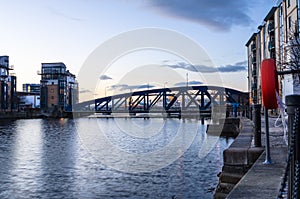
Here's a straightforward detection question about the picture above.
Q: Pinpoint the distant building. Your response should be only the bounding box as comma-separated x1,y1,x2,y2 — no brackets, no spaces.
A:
23,83,40,93
18,92,40,109
19,83,41,109
246,0,300,105
0,56,17,111
39,62,78,112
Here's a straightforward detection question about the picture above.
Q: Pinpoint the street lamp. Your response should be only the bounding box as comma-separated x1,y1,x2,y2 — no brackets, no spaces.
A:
186,73,189,87
164,82,168,89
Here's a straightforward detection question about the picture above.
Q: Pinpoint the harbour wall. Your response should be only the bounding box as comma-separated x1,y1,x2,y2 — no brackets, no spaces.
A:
213,118,264,199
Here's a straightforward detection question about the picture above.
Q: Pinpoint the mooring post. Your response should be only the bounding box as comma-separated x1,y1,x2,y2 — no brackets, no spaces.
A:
263,108,272,164
253,104,262,147
286,94,300,199
233,103,238,118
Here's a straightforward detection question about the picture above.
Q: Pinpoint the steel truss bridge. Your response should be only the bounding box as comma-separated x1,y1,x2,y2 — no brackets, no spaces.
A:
72,86,249,118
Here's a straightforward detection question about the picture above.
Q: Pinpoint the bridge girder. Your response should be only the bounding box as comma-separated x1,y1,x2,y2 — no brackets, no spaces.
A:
73,86,249,115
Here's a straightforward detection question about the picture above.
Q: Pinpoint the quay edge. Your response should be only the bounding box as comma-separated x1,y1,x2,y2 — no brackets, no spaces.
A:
213,118,264,199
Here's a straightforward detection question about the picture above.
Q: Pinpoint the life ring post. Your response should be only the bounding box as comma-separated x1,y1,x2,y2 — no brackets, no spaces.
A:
261,58,278,165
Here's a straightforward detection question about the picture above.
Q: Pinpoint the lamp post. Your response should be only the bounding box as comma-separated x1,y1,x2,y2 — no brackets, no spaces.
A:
164,82,168,89
186,73,189,87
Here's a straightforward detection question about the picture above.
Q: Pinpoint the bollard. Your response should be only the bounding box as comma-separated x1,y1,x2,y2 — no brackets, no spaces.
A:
263,108,272,164
232,103,238,118
286,94,300,199
253,104,262,147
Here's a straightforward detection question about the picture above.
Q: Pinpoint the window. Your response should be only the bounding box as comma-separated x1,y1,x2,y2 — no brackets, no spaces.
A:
60,89,64,95
288,0,291,7
288,16,292,29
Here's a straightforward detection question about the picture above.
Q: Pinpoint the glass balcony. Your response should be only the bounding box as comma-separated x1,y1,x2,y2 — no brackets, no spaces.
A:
251,43,256,51
268,40,275,50
268,22,275,33
251,82,257,90
252,69,257,76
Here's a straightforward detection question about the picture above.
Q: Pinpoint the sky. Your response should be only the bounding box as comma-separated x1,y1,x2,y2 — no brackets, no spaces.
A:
0,0,277,100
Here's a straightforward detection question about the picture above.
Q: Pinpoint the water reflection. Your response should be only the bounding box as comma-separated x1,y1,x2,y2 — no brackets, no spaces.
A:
0,119,18,197
39,119,78,198
0,118,233,198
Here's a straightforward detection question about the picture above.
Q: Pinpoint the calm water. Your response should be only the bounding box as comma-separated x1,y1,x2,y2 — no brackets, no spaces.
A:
0,118,233,199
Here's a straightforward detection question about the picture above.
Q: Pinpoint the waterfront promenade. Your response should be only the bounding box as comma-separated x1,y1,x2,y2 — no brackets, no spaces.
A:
227,116,288,198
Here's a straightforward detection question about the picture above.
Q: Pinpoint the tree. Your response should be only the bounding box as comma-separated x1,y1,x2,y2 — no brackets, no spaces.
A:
278,22,300,94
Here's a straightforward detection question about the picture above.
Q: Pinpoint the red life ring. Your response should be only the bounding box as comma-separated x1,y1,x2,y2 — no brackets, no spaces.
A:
261,59,279,109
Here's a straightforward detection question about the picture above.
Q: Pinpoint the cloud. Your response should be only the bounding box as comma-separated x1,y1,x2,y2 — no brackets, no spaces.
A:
146,0,253,31
99,75,113,80
218,61,248,72
109,84,129,90
109,84,156,91
175,80,203,87
163,61,247,73
79,89,92,94
47,6,83,21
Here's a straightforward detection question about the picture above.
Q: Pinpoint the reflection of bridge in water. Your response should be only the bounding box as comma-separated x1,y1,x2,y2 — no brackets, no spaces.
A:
73,86,249,119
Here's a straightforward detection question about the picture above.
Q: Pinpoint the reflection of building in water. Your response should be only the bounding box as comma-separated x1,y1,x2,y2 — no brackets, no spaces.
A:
38,62,78,112
0,55,17,112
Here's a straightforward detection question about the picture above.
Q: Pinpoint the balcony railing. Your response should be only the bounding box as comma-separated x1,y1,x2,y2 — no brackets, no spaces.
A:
252,69,257,77
252,56,257,64
268,40,275,50
251,43,256,51
268,22,275,33
251,82,257,90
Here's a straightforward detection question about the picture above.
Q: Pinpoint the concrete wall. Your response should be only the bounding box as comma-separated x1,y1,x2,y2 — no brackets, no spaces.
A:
213,118,264,199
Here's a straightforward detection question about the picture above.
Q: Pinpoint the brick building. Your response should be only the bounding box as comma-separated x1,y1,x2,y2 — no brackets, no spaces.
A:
39,62,78,112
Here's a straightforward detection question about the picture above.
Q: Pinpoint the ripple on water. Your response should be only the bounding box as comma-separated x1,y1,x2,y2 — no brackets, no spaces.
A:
0,118,233,198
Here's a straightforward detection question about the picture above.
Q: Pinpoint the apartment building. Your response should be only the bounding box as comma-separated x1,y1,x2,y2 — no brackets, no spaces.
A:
246,0,300,105
39,62,78,112
23,83,40,93
18,83,41,109
0,56,17,111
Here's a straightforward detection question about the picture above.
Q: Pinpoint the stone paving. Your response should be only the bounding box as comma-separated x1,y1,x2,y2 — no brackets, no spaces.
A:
227,115,288,199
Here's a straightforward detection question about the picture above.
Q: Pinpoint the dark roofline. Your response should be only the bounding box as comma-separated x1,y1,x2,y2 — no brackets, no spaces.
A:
17,91,40,96
245,33,258,47
258,24,264,30
264,7,277,22
41,62,66,67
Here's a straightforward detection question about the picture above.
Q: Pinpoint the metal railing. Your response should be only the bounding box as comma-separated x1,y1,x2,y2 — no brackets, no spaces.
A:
278,95,300,199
